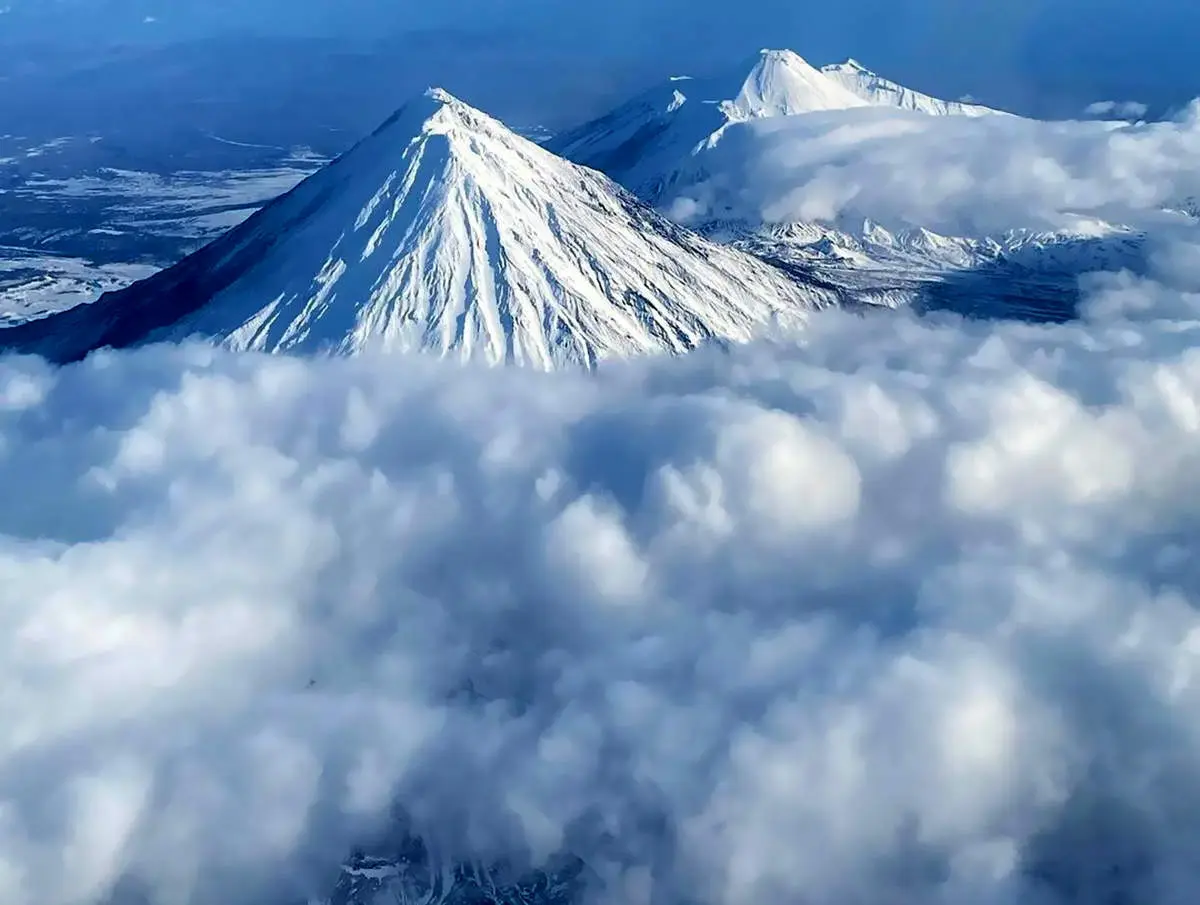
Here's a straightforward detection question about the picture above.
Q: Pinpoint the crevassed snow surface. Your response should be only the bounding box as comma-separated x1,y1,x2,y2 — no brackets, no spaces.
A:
0,89,833,369
819,59,1009,117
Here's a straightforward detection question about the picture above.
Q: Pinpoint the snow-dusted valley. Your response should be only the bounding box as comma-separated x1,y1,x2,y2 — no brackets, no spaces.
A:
0,133,325,322
3,36,1200,905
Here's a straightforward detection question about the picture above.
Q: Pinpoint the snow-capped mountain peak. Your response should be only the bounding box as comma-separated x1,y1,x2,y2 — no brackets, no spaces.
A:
381,86,501,143
549,48,1004,201
0,88,833,368
547,49,868,200
725,49,868,121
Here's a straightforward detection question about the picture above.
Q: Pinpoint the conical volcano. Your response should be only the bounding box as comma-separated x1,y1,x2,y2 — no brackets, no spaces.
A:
1,88,832,369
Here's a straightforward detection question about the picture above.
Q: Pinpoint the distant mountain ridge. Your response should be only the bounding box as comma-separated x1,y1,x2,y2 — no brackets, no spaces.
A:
547,49,1147,325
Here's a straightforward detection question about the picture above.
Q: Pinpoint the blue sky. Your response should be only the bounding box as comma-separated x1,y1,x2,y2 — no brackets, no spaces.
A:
2,0,1197,116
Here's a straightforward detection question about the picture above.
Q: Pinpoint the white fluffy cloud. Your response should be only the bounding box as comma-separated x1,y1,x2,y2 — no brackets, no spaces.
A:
665,103,1200,236
4,235,1200,904
1085,99,1150,121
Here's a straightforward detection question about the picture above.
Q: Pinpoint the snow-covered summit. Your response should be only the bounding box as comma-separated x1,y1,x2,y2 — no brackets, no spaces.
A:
550,48,1000,201
819,59,1008,117
726,49,868,121
547,50,866,201
0,88,832,368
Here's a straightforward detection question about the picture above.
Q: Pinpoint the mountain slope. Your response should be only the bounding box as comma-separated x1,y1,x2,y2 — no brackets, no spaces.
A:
819,59,1008,117
0,89,833,368
723,49,869,120
549,49,1007,202
547,49,867,201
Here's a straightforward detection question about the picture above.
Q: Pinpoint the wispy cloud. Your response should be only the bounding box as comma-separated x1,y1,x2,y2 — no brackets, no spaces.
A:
1085,99,1150,120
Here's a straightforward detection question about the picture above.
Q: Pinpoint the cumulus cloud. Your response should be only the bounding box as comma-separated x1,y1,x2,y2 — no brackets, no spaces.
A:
1085,99,1150,121
665,102,1200,236
3,231,1200,904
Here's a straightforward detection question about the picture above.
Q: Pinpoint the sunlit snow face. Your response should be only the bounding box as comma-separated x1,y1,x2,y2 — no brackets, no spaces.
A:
4,232,1200,904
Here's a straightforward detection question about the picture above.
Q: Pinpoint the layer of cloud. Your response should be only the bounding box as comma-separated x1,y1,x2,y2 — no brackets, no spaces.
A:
2,229,1200,904
665,103,1200,237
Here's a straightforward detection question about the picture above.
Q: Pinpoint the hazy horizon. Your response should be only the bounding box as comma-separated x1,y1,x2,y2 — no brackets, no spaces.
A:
2,0,1198,118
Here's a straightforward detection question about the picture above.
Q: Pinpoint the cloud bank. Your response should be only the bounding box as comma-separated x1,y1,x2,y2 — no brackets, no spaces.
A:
665,103,1200,237
3,228,1200,904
